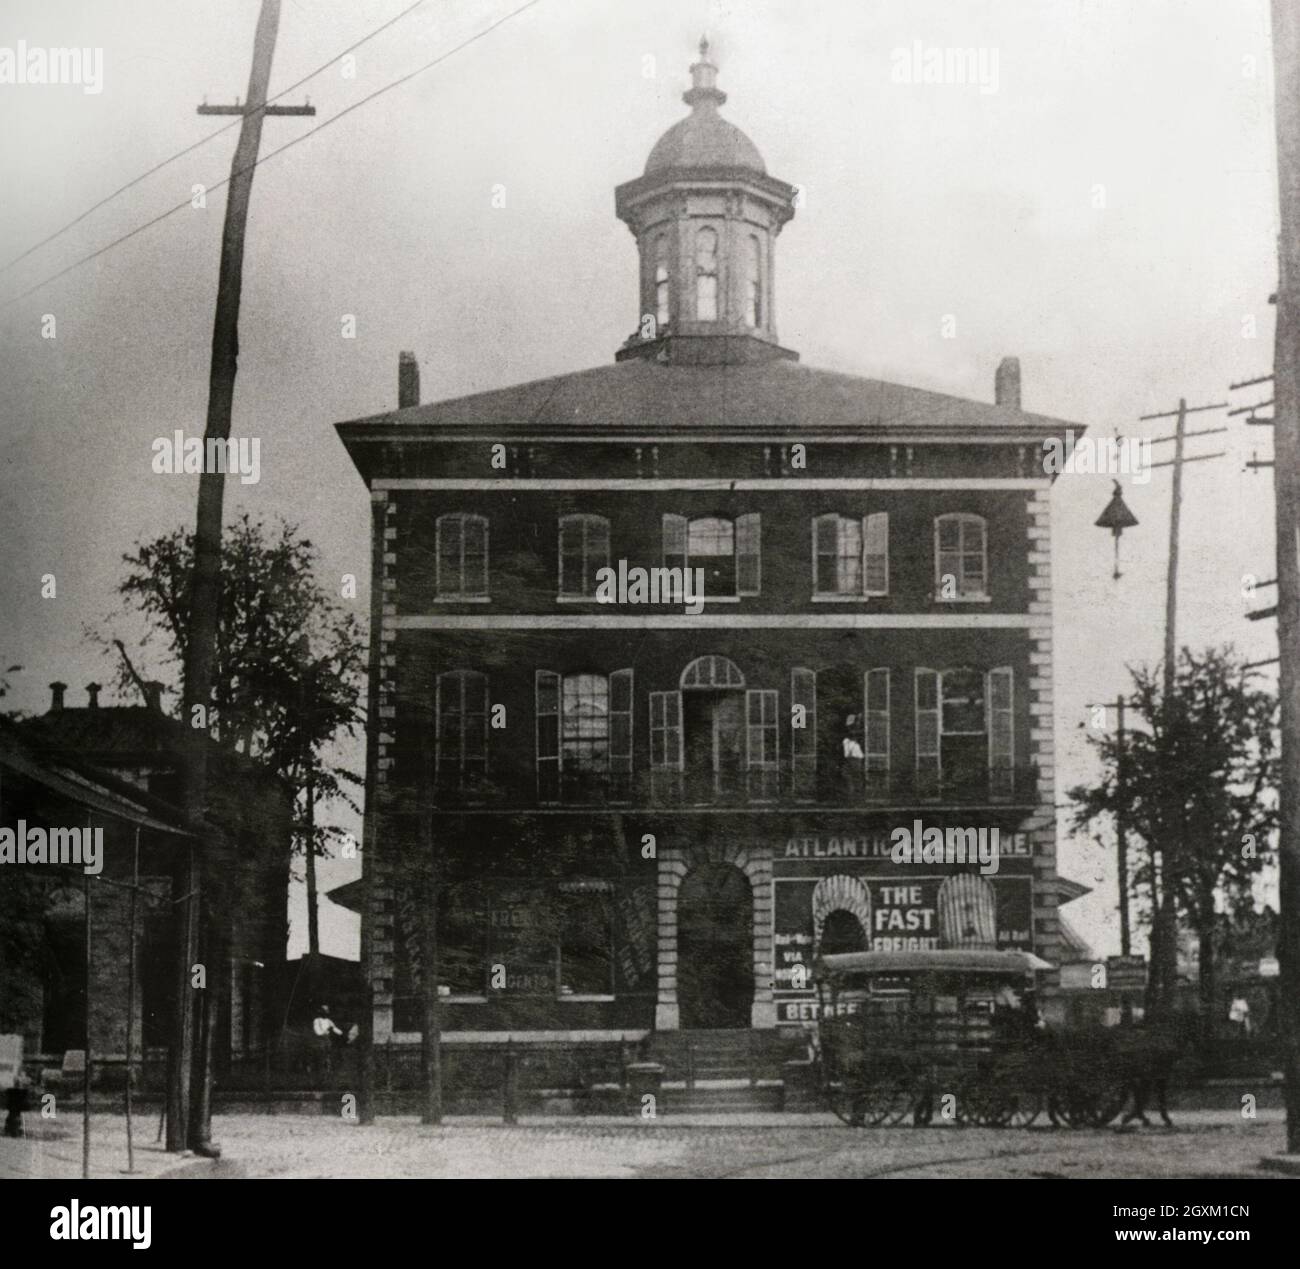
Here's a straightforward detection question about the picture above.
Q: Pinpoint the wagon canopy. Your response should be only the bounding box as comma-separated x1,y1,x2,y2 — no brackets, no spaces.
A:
817,949,1055,979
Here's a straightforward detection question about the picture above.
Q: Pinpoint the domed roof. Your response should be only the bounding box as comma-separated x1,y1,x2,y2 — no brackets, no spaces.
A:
645,111,765,175
644,39,766,176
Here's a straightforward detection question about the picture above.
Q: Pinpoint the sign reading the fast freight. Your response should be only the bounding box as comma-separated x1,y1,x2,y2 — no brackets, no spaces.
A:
772,874,1033,1023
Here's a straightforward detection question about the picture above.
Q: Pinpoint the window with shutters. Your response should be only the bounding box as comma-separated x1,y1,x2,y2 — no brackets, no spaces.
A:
746,689,780,801
914,667,1014,800
536,669,633,803
813,513,888,597
435,670,489,797
558,514,610,598
791,668,817,800
436,513,489,598
934,513,988,600
662,513,760,598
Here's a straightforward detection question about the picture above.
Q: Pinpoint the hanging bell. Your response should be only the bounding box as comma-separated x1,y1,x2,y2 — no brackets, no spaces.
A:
1094,479,1139,580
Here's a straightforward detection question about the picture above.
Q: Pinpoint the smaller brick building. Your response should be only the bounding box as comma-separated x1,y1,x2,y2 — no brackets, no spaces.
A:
3,683,292,1074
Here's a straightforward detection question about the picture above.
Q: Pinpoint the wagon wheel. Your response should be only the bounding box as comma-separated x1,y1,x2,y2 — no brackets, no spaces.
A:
993,1089,1043,1128
1054,1082,1125,1128
957,1077,1005,1127
858,1071,913,1126
822,1066,870,1127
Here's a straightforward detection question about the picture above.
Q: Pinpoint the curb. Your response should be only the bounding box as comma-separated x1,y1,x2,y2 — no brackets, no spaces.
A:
1258,1154,1300,1177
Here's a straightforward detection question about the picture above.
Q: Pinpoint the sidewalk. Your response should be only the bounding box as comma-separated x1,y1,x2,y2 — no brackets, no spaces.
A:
0,1115,225,1181
2,1108,1291,1180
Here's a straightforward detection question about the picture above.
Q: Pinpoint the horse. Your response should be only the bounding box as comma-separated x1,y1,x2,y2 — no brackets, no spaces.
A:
1114,1012,1194,1128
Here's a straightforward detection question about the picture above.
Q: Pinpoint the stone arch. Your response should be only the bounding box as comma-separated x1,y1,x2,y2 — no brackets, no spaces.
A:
655,841,773,1030
811,874,872,960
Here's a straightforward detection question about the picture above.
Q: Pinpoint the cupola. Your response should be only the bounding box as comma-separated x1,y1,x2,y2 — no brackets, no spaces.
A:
614,38,799,365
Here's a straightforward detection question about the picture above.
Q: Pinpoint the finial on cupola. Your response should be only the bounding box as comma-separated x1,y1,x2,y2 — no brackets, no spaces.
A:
684,33,726,109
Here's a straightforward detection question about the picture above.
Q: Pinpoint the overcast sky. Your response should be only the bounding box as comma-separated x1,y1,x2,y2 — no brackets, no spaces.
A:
0,0,1283,962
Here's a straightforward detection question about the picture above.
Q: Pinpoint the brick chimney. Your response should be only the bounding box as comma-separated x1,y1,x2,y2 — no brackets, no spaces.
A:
399,350,420,409
143,681,164,713
85,682,101,709
48,681,67,712
995,356,1021,409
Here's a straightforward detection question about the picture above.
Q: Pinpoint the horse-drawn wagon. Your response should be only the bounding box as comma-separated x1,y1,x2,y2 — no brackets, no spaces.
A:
814,948,1145,1128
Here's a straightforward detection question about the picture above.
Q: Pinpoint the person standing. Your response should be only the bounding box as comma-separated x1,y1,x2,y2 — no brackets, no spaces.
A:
312,1005,343,1075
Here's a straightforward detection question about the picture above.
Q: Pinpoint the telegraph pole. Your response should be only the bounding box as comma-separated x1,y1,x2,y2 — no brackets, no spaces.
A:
1115,697,1130,958
1270,0,1300,1154
170,0,313,1153
1136,398,1227,1014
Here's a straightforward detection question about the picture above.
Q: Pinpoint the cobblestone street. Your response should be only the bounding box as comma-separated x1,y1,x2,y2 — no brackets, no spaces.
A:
3,1111,1295,1180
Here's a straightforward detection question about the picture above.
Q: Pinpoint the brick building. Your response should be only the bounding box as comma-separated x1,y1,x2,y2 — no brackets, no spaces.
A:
334,43,1086,1045
5,683,292,1070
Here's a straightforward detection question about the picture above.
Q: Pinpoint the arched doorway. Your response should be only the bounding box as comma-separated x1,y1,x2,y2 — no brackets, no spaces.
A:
676,863,753,1028
819,909,868,957
680,655,746,802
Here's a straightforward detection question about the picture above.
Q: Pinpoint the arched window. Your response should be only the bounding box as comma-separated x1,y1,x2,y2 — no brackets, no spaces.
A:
695,226,718,321
558,514,610,598
934,513,988,599
436,513,488,598
536,669,633,802
745,234,762,328
680,655,746,688
435,670,488,795
654,234,670,328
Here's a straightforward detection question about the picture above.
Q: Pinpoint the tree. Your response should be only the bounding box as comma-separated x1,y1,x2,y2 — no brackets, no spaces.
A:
1070,647,1277,1037
93,512,367,956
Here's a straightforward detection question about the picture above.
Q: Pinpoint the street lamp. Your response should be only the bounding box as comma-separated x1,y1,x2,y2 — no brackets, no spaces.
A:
1095,479,1140,580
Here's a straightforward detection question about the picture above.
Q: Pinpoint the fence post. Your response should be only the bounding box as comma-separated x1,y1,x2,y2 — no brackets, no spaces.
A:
503,1041,519,1125
748,1029,756,1088
686,1038,695,1091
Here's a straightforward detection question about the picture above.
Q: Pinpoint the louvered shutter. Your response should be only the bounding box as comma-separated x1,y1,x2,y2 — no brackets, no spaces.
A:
791,668,817,799
915,668,940,798
737,513,761,596
863,512,889,596
864,668,890,797
536,670,560,803
988,666,1014,800
609,668,633,799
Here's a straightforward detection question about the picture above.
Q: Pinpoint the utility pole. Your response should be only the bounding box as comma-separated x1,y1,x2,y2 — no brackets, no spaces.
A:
1115,697,1130,958
1137,398,1227,1016
170,0,313,1154
419,723,443,1125
1270,0,1300,1155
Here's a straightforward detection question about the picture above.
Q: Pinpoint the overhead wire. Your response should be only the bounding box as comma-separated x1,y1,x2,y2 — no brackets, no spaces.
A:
1,0,542,308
